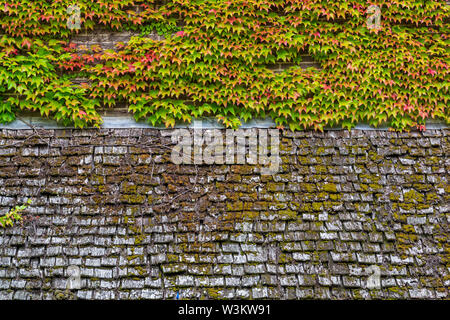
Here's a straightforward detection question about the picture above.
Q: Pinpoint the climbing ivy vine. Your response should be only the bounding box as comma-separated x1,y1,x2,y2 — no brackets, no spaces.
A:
0,199,32,228
0,1,448,131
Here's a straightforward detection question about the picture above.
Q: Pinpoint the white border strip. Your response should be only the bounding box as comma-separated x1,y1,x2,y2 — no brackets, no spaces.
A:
0,116,448,130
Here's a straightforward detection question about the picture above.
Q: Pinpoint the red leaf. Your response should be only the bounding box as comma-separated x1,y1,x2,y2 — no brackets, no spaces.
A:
21,38,31,49
427,68,437,76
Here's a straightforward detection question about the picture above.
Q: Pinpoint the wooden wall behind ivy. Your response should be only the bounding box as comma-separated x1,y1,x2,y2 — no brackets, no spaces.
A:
0,1,448,131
